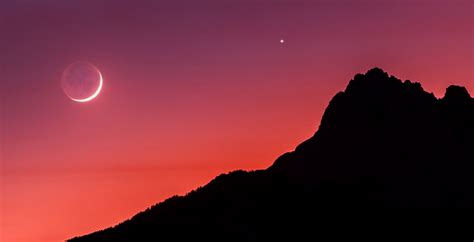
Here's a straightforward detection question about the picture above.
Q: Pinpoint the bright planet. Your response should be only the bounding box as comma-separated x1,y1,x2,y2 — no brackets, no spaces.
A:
61,62,103,102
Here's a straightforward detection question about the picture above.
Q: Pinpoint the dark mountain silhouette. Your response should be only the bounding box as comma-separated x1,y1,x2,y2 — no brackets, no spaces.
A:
69,68,474,242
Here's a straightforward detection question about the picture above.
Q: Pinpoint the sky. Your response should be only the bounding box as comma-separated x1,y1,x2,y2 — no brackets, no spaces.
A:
1,0,472,241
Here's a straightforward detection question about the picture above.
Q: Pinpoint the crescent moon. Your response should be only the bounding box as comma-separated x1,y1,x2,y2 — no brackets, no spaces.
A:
69,72,103,102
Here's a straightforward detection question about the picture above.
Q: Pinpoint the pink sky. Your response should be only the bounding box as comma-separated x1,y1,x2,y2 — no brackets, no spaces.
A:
1,1,472,241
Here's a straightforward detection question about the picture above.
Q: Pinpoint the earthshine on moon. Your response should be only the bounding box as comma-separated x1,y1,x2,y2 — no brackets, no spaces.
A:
61,62,103,102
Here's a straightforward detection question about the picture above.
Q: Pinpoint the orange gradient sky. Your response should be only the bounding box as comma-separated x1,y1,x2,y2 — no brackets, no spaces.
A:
1,1,473,241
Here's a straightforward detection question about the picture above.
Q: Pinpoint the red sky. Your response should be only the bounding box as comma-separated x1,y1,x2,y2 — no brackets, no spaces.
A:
1,1,472,241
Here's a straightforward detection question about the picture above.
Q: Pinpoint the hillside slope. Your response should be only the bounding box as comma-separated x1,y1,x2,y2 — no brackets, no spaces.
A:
70,68,474,241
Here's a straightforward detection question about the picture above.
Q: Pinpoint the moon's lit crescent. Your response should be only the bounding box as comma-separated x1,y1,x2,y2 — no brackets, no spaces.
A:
69,71,103,103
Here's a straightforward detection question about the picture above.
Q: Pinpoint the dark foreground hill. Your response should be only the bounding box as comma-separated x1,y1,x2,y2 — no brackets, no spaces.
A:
69,68,474,241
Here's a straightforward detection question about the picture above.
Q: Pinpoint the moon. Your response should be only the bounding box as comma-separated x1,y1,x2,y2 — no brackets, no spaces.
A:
61,62,103,102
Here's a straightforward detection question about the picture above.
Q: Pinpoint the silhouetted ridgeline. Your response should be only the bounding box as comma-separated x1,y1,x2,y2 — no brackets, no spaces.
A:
69,68,474,242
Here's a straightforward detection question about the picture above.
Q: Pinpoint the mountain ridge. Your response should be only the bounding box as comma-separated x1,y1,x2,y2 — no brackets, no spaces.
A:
69,68,474,242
